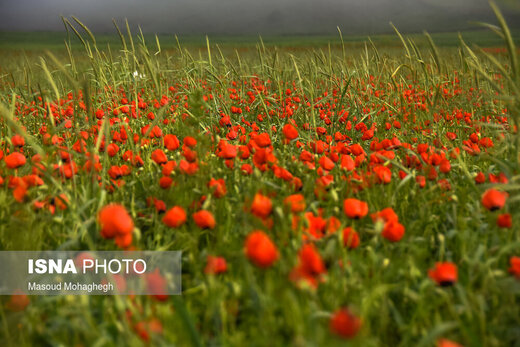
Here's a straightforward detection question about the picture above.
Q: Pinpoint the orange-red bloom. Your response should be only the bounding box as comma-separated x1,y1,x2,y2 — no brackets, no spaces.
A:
5,152,26,169
329,308,362,339
428,262,458,286
208,178,227,198
290,243,327,288
497,213,512,228
251,192,272,219
509,256,520,279
6,290,30,311
342,227,360,249
98,204,134,239
481,188,507,211
204,255,228,274
193,210,216,229
437,339,464,347
282,123,298,141
162,206,187,228
245,231,278,268
343,198,368,219
151,149,168,165
381,220,405,242
284,194,305,213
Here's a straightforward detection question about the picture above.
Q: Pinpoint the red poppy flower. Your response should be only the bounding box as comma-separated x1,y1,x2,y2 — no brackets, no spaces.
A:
161,161,176,176
98,204,134,239
381,220,405,242
319,156,335,171
208,178,227,198
151,149,168,165
497,213,512,228
282,123,298,141
133,318,163,343
251,192,272,219
11,134,25,147
342,227,360,249
159,176,173,189
481,188,507,211
290,243,327,288
329,307,362,339
373,165,392,184
284,194,306,213
163,134,180,150
106,143,119,157
298,243,326,276
474,172,486,184
183,136,197,148
204,255,228,274
428,262,458,286
326,216,341,233
5,152,26,169
193,210,216,229
437,339,463,347
245,231,278,268
343,198,368,219
371,207,398,224
115,232,132,248
162,206,187,228
508,256,520,279
6,290,30,311
146,268,168,301
254,132,271,147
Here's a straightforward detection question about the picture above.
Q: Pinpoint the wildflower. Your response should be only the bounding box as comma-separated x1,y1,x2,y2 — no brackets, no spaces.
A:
193,210,216,229
290,243,327,288
342,227,360,249
329,308,362,339
251,192,272,219
382,220,405,242
162,206,187,228
481,188,507,211
146,268,168,301
428,262,458,286
343,198,368,219
282,124,299,141
6,290,30,311
508,256,520,279
245,231,278,268
163,134,180,150
5,152,26,169
284,194,306,213
204,256,228,274
151,149,168,165
497,213,512,228
98,204,134,239
437,339,463,347
208,178,227,198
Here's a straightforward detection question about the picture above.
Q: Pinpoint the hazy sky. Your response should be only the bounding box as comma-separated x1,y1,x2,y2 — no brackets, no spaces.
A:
0,0,519,35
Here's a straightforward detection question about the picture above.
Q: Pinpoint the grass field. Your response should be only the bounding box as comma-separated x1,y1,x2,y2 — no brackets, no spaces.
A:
0,7,520,347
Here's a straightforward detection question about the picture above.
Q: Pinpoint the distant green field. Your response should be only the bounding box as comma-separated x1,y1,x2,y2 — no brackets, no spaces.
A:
1,29,520,51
